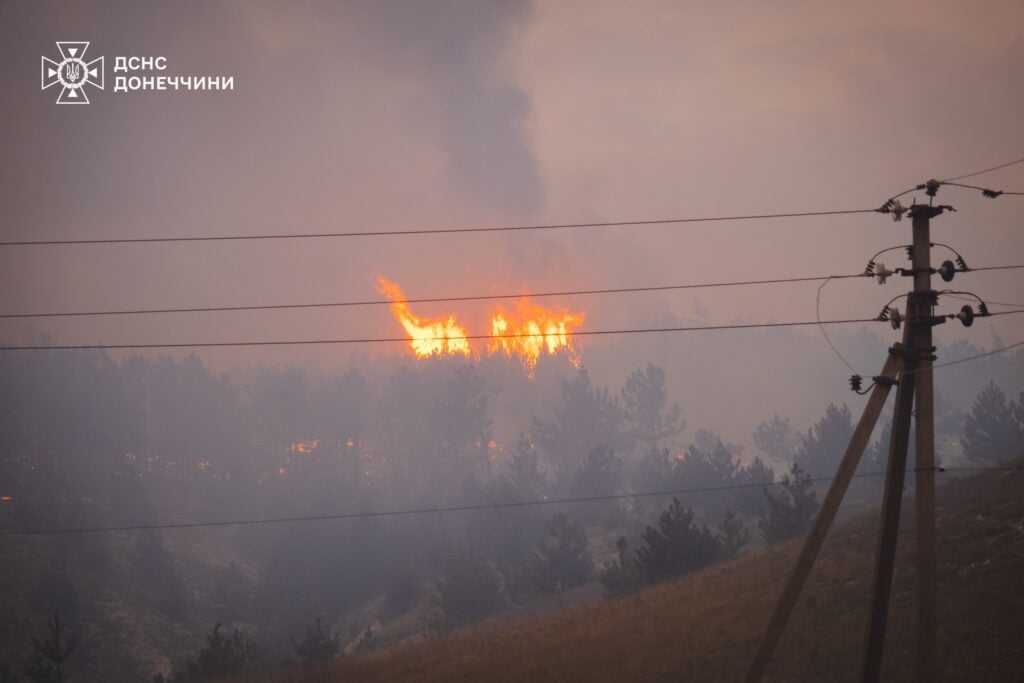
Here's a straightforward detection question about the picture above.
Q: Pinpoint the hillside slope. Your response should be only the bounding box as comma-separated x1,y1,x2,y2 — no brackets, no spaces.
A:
239,465,1024,682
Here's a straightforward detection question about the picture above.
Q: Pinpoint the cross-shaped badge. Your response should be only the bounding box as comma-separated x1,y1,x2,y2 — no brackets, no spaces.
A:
41,42,104,104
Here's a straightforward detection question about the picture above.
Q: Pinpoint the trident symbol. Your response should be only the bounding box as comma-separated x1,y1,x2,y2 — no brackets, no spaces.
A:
41,42,104,104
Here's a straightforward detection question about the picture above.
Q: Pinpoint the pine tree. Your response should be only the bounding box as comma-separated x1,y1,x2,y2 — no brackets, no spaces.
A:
499,435,547,500
432,552,505,630
732,457,776,514
620,363,683,450
23,614,75,683
961,381,1024,462
532,512,593,593
794,404,853,477
599,536,642,596
568,446,623,526
634,498,720,583
291,618,340,667
672,433,740,489
717,510,750,560
758,463,819,544
185,623,257,680
531,368,631,478
753,415,799,463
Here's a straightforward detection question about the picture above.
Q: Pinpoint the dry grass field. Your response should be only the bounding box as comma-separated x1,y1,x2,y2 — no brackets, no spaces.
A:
228,464,1024,682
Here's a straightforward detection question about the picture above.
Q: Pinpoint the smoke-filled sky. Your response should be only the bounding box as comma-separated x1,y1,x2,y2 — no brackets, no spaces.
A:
1,1,1022,414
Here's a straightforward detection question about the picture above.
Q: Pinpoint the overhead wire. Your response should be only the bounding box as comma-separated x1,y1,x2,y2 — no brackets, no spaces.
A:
3,465,1021,537
885,186,923,203
816,277,859,375
0,317,881,351
1,155,1019,248
1,288,1020,354
940,181,1024,197
931,338,1024,370
940,155,1024,183
2,156,1022,533
0,262,1014,321
896,338,1024,378
882,154,1024,203
984,310,1024,318
943,293,1024,309
0,273,870,320
967,264,1024,273
0,208,882,247
3,156,1023,536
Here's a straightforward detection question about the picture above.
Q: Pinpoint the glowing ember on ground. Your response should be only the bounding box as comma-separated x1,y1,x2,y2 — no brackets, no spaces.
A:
289,439,320,453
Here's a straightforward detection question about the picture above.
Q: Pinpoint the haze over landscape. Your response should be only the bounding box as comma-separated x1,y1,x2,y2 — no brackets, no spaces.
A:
1,2,1023,681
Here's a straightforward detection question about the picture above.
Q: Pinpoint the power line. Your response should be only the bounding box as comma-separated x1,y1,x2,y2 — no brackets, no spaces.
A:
944,293,1024,309
3,311,1022,352
0,262,1013,320
0,273,868,320
885,186,924,203
816,277,858,375
0,318,880,351
0,208,880,247
968,264,1024,273
3,465,1018,537
5,155,1020,248
940,181,1024,197
938,465,1024,473
985,310,1024,318
884,154,1024,202
808,270,1024,378
890,337,1024,380
3,479,819,535
0,264,1017,320
941,155,1024,183
931,338,1024,371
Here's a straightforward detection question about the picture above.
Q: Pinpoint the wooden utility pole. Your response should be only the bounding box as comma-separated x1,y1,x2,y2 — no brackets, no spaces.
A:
745,347,903,682
859,334,916,681
747,198,948,682
860,202,942,681
912,206,938,683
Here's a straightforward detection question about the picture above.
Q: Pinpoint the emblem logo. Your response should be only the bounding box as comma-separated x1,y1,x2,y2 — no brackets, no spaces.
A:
41,42,104,104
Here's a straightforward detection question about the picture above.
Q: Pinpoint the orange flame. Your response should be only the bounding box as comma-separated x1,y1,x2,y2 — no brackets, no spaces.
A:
488,301,584,373
289,439,320,453
376,276,471,357
376,276,584,372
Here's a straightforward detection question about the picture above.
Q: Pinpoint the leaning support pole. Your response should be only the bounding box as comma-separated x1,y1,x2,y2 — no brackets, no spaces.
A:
860,338,917,682
745,345,904,682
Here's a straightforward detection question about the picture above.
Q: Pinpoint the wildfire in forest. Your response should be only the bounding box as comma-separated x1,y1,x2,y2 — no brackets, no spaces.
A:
376,275,584,373
289,439,320,453
377,277,472,357
488,301,584,372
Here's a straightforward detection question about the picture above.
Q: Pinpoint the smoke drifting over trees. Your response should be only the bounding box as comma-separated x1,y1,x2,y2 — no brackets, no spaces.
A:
1,340,1020,680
